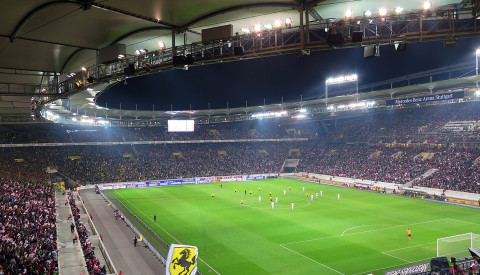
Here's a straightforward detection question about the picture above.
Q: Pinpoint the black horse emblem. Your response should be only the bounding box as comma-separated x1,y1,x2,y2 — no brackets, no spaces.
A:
171,248,197,275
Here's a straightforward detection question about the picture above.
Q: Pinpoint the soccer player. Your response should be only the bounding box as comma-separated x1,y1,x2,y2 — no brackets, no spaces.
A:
302,186,305,192
283,190,286,196
259,195,261,202
269,191,272,196
258,186,261,192
211,193,215,198
275,196,278,203
244,190,247,196
337,193,340,200
291,202,294,210
153,214,156,222
249,190,252,195
221,183,223,189
269,196,273,202
315,193,318,198
289,186,291,191
406,228,411,241
306,192,309,198
271,201,275,209
320,190,323,197
234,188,237,194
241,199,243,206
311,194,314,201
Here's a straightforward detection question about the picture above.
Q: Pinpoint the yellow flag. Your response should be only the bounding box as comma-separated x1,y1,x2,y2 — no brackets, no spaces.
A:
166,244,198,275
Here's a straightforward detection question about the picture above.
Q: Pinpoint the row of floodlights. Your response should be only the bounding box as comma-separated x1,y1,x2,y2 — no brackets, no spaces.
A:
344,1,432,18
241,18,293,34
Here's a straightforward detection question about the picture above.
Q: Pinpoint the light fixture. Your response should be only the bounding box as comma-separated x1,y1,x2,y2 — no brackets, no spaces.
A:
264,23,273,30
158,41,166,49
241,28,251,34
135,49,140,55
345,9,353,18
423,1,431,10
364,10,372,17
81,67,87,71
395,7,404,14
285,18,292,28
118,54,125,59
253,24,262,33
379,8,387,16
274,20,282,28
476,49,480,56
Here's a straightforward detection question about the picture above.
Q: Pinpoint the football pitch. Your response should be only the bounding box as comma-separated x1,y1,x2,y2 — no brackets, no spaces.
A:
106,178,480,274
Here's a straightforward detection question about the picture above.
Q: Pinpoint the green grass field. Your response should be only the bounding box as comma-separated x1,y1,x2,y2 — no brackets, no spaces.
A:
107,178,480,275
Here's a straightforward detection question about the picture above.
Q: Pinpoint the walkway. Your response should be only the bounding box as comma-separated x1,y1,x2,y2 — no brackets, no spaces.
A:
80,188,165,275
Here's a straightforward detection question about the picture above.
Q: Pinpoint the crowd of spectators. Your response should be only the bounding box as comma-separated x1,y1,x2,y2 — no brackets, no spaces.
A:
68,192,106,275
0,156,57,274
0,120,317,144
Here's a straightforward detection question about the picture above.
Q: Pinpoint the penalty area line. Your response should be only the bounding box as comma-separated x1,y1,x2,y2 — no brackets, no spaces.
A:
279,244,345,275
112,190,221,275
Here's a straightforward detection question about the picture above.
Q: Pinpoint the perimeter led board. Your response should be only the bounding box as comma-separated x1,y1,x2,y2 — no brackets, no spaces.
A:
168,120,194,132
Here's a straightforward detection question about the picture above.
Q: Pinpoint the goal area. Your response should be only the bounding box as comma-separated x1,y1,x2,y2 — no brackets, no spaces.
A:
437,233,480,259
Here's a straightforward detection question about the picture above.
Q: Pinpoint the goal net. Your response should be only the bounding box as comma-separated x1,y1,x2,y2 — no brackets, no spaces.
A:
437,233,480,259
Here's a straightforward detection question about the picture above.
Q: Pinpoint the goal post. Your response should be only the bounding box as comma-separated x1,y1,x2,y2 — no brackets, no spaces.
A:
437,233,480,259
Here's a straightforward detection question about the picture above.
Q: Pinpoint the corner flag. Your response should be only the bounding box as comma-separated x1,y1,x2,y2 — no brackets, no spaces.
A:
166,244,198,275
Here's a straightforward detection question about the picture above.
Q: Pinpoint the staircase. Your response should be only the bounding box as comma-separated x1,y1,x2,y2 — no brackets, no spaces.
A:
406,168,438,187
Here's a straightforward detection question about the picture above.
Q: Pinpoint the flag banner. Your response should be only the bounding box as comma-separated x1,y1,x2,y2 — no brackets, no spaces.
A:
166,244,198,275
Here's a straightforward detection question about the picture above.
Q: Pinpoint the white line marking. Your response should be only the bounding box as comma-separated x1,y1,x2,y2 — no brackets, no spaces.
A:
113,190,221,275
447,217,480,226
381,242,435,253
280,218,450,246
279,244,345,275
341,224,385,236
381,251,413,263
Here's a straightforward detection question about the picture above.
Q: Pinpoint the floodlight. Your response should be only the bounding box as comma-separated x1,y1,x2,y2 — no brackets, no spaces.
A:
158,41,166,49
364,10,372,17
135,49,140,55
86,88,93,91
395,7,404,14
274,20,282,28
476,49,480,55
81,66,87,71
345,9,353,18
423,1,431,10
118,54,125,59
241,28,251,34
264,23,273,30
139,49,147,54
253,24,262,33
379,8,387,16
285,18,292,28
476,89,480,96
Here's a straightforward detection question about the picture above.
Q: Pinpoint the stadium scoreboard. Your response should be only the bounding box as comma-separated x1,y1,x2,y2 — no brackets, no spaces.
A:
168,120,194,132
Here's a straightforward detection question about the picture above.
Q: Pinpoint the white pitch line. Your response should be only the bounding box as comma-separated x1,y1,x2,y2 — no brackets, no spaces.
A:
341,224,383,236
280,218,450,246
381,242,435,253
447,217,480,226
381,251,413,263
113,190,221,275
279,244,345,275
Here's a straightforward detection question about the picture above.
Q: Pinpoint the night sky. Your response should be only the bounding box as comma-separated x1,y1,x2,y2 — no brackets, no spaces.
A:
96,36,480,111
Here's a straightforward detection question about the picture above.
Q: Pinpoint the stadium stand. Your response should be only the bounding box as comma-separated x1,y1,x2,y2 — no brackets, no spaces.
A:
0,158,57,274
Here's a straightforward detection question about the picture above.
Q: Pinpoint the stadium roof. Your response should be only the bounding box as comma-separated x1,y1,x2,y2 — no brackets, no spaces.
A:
0,0,470,122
